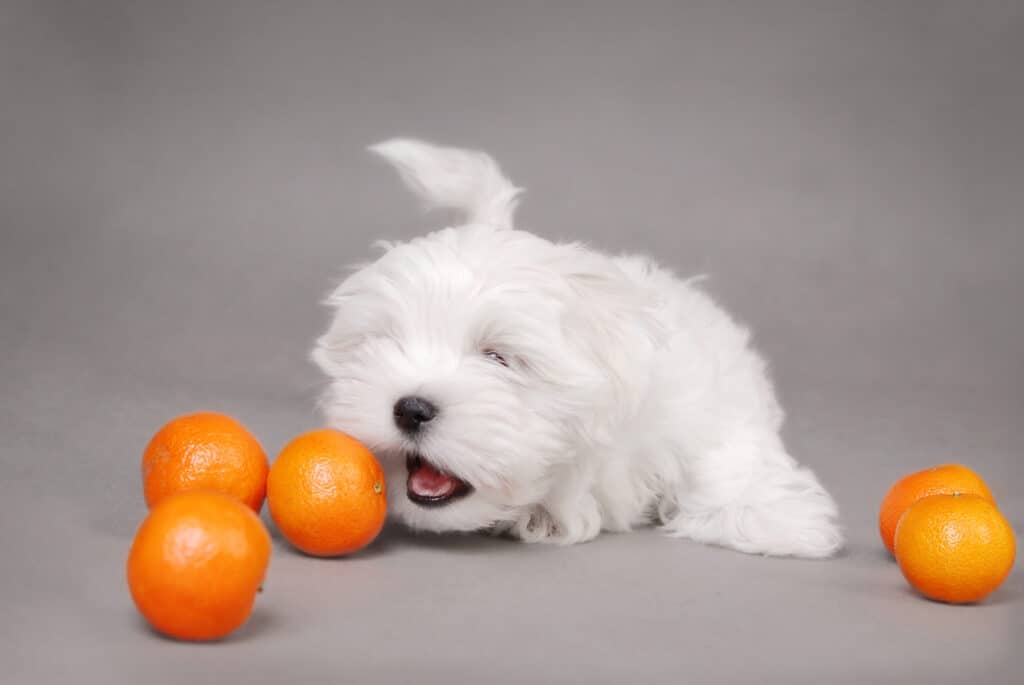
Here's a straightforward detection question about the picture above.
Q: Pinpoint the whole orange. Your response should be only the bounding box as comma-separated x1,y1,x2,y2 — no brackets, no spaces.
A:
126,491,272,640
894,494,1015,604
878,464,994,555
267,429,386,557
142,412,269,512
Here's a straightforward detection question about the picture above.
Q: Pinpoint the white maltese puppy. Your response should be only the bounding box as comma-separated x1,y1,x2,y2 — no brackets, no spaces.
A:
312,139,842,558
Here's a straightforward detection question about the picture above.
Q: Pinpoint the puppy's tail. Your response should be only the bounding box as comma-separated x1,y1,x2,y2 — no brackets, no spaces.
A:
369,138,522,229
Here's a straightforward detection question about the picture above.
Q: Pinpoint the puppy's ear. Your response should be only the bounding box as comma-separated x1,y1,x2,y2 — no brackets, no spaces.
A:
553,246,668,422
369,138,522,229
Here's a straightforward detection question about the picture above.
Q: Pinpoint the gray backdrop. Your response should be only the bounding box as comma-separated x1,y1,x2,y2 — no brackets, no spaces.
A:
1,1,1021,683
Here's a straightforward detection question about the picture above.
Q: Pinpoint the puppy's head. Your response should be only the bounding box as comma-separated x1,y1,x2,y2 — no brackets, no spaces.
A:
312,140,662,533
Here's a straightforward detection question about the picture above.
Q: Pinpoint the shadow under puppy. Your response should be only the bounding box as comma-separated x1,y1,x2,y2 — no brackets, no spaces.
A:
312,139,842,558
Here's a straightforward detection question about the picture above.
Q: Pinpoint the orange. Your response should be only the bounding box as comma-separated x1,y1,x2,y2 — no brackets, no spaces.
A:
878,464,994,555
267,429,386,557
894,494,1015,604
126,491,272,640
142,412,269,512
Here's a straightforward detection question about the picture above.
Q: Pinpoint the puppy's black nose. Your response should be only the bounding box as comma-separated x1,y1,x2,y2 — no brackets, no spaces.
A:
393,396,438,434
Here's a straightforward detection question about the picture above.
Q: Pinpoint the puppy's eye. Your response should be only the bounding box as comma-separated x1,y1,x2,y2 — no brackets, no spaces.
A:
483,349,509,367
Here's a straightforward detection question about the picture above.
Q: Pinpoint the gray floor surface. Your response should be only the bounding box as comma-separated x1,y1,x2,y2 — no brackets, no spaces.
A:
2,2,1021,683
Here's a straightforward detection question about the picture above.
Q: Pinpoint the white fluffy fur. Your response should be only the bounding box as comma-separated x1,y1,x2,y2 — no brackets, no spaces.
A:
312,139,843,558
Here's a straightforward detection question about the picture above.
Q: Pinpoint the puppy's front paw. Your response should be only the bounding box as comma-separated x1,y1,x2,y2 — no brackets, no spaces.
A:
510,504,601,545
511,507,562,543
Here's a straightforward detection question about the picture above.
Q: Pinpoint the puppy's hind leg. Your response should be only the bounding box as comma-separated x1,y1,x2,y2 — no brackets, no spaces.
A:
659,436,843,558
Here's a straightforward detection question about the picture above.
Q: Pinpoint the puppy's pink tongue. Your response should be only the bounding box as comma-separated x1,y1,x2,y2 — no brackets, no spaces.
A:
409,461,459,498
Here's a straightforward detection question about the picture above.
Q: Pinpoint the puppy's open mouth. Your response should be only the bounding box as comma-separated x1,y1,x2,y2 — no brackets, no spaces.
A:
406,455,473,507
